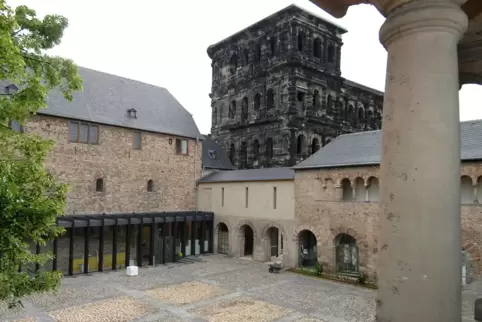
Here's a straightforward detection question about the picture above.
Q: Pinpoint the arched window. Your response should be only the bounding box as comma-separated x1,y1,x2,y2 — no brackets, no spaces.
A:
327,95,333,114
147,179,154,192
298,32,304,52
96,178,104,192
313,90,320,109
229,100,236,119
297,135,305,155
230,53,238,74
341,178,352,201
229,144,235,164
348,104,354,121
358,107,365,124
461,176,474,204
367,177,379,202
313,38,322,58
241,97,248,121
267,89,275,109
327,45,335,63
270,36,276,56
367,110,373,127
254,93,261,110
213,108,217,125
265,138,274,159
256,44,262,61
253,140,260,161
311,138,320,154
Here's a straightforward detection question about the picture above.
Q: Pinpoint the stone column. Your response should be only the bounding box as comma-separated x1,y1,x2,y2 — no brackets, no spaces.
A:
377,2,467,322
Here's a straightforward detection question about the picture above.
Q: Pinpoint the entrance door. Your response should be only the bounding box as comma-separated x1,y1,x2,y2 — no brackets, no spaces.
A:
154,225,164,265
244,226,254,256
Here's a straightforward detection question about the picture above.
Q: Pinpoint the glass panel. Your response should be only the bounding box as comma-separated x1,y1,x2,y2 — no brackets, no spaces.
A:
80,124,88,143
39,240,54,272
116,226,127,269
181,139,188,154
88,227,100,272
185,221,192,256
57,231,70,275
89,126,98,144
69,122,78,142
133,132,142,150
129,225,138,266
102,226,114,271
141,226,150,266
72,227,85,275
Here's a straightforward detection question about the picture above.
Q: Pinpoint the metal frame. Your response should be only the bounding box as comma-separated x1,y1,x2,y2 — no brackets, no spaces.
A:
51,211,214,276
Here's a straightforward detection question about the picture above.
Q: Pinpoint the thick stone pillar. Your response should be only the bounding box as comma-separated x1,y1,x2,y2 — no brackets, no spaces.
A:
376,1,467,322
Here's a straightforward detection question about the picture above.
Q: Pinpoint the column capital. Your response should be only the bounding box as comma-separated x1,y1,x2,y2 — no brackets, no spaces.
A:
379,0,468,48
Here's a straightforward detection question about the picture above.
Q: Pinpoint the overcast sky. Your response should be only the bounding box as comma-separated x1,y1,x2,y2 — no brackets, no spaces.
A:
11,0,482,134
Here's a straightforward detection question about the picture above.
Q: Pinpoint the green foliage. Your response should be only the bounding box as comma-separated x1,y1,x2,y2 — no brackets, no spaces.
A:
358,272,369,285
315,261,323,275
0,0,82,307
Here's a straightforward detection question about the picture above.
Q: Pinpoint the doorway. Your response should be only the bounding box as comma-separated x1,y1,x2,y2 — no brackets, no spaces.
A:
241,225,254,256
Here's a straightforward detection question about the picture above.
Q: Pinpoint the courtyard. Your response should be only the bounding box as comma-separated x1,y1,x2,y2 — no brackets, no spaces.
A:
0,255,479,322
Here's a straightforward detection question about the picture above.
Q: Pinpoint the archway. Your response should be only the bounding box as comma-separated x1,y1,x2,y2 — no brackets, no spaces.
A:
335,233,359,274
217,223,229,254
240,225,254,257
298,230,317,268
267,227,280,258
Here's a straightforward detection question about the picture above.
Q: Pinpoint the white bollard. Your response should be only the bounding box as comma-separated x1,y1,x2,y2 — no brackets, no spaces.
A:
126,266,138,276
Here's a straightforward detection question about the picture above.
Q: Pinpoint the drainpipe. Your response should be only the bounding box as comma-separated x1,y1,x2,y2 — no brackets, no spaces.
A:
194,136,200,211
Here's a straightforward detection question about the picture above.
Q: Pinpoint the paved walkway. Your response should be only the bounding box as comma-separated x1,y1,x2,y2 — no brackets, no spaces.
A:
0,255,479,321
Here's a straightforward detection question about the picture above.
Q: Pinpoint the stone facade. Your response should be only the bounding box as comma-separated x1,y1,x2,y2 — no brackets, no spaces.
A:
25,114,202,215
294,163,482,280
207,5,384,169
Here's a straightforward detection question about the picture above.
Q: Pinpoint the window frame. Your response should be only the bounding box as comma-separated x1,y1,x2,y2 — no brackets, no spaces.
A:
8,120,24,133
133,131,142,150
68,121,99,145
175,138,189,155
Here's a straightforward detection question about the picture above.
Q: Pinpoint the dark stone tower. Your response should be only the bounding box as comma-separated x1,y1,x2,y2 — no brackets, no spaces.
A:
207,4,383,169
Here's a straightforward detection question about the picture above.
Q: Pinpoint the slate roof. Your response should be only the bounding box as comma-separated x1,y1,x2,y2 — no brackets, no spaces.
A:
294,119,482,170
198,167,294,183
201,135,235,170
6,67,201,139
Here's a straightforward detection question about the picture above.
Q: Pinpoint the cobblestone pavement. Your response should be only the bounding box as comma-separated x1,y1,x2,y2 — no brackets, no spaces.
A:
0,255,478,322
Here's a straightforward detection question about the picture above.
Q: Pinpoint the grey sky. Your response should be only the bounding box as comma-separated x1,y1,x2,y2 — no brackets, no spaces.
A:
11,0,482,134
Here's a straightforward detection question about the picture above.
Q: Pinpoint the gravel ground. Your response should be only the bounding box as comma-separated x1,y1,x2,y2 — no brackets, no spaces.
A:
146,281,224,305
6,318,37,322
190,296,292,322
296,318,328,322
49,296,155,322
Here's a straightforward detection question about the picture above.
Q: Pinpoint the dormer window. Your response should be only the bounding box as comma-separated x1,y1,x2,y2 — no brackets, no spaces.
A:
4,84,18,95
127,108,137,119
208,149,217,160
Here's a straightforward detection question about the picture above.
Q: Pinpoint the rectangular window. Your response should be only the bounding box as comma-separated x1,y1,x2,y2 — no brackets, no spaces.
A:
133,131,142,150
176,138,188,155
68,121,99,145
221,187,224,207
273,187,277,209
9,120,23,133
245,187,249,208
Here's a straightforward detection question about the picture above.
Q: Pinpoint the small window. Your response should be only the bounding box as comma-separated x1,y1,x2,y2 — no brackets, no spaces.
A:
133,131,142,150
69,121,78,142
69,121,99,145
9,120,23,133
208,150,217,160
96,178,104,192
147,179,153,192
273,187,277,209
80,124,89,143
221,187,225,207
176,138,188,155
245,187,249,208
89,125,99,144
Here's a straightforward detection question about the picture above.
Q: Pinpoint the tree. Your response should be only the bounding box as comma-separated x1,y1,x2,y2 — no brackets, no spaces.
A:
0,0,82,307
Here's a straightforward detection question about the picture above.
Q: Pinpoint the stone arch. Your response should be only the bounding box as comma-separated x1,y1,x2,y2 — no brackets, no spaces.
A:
292,224,321,243
215,221,232,233
235,219,257,238
261,222,286,239
330,227,364,245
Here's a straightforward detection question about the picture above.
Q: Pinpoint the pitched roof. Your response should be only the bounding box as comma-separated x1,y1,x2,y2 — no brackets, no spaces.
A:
294,119,482,170
201,135,235,170
198,167,294,183
36,67,201,139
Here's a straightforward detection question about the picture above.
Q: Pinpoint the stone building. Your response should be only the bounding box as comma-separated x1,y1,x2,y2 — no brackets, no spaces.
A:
207,4,384,169
199,119,482,283
5,67,215,275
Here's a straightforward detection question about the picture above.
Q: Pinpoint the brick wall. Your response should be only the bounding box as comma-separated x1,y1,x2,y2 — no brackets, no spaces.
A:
25,115,202,215
295,163,482,279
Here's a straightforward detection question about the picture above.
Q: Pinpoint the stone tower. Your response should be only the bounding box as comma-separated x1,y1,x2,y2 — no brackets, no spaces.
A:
207,4,384,169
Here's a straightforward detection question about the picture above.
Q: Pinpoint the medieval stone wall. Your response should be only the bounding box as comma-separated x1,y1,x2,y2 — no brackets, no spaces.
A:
208,6,384,169
25,114,202,215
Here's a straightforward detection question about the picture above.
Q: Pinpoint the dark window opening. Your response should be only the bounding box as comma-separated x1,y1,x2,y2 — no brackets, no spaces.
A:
229,100,236,119
127,108,137,119
327,95,333,115
297,91,305,102
298,32,304,52
267,89,274,109
96,178,104,192
240,142,248,169
147,180,154,192
328,45,335,63
313,90,320,109
297,135,305,155
254,93,261,110
270,36,276,56
229,144,235,164
265,138,274,160
256,44,262,61
311,138,320,154
358,107,365,124
230,53,238,74
253,140,260,161
241,97,249,121
69,121,99,145
208,149,217,160
313,38,322,58
175,138,188,155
